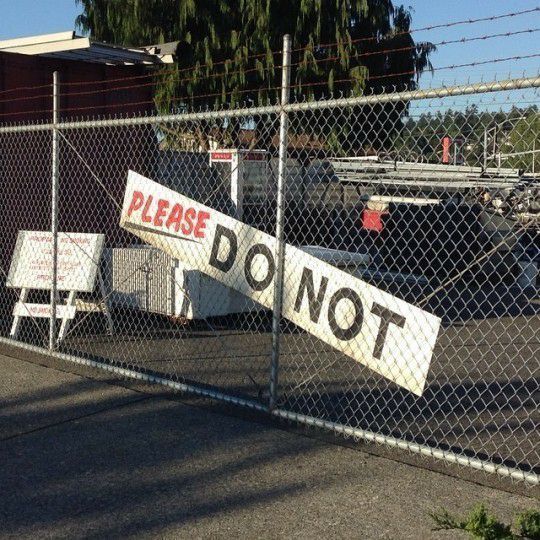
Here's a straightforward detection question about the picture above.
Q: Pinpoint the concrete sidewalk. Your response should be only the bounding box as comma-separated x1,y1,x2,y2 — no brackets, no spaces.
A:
0,353,538,539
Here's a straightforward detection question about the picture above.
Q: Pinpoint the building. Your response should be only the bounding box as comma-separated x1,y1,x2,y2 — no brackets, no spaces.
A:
0,32,173,265
0,31,174,65
0,31,176,122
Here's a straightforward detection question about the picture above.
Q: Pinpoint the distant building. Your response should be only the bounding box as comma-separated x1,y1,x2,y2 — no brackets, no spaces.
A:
0,31,177,122
0,31,175,65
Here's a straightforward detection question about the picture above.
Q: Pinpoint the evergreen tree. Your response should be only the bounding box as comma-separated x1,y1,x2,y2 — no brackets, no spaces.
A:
76,0,435,152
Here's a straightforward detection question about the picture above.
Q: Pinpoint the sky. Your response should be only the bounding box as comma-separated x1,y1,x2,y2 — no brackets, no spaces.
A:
404,0,540,87
0,0,538,96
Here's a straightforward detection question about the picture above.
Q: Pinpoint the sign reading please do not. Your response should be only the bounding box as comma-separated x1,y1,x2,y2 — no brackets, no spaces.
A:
120,170,441,396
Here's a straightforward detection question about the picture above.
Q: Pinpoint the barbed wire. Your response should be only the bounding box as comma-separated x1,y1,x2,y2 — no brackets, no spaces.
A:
1,60,538,120
56,64,276,99
11,26,530,105
294,6,540,52
1,5,535,100
40,28,540,101
0,82,51,97
0,92,52,105
367,52,540,82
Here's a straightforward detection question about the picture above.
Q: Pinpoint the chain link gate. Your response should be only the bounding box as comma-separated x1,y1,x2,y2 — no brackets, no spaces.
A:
0,73,538,485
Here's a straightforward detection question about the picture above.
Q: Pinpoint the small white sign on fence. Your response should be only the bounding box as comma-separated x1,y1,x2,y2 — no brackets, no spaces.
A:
120,170,441,396
6,231,111,342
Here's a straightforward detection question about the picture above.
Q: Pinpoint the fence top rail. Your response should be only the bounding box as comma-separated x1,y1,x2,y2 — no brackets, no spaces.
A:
0,76,538,134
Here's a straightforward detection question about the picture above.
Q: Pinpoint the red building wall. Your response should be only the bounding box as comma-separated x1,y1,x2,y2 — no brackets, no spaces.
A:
0,52,158,268
0,50,155,121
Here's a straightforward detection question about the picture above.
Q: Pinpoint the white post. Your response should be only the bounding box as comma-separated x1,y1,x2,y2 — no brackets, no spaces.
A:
269,34,291,409
493,128,497,166
231,152,244,219
50,71,60,350
10,288,29,339
483,128,488,170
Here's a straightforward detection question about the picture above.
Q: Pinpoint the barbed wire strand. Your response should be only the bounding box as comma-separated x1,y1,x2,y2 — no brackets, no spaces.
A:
1,6,537,99
1,52,538,119
289,52,540,92
51,5,540,90
293,6,540,53
0,82,51,97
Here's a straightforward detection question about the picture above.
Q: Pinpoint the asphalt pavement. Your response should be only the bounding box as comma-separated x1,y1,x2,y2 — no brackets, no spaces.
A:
1,351,539,539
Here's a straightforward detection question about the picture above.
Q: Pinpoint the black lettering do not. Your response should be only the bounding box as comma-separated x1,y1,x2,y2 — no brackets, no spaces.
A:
327,287,364,341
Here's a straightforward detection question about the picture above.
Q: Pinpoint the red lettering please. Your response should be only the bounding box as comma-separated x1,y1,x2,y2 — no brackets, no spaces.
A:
127,190,211,239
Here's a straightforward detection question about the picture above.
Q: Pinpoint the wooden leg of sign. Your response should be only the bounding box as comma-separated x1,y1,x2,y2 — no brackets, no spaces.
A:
10,288,28,339
58,290,76,343
98,271,114,336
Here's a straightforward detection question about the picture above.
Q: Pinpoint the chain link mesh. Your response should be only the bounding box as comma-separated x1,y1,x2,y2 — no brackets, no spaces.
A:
0,79,538,485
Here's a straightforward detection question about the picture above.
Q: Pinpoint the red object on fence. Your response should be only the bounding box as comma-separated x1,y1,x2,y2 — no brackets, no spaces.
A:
362,209,387,232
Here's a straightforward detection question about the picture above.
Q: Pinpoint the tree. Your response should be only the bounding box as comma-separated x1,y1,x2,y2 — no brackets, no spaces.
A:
76,0,435,152
394,106,539,171
503,109,540,173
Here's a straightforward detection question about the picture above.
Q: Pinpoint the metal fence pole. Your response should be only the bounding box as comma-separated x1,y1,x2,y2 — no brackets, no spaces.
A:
483,128,487,170
49,71,60,350
269,34,292,409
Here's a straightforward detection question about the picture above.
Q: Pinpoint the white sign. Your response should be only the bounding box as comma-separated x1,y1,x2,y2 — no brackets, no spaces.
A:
13,302,77,320
7,231,104,292
120,171,441,395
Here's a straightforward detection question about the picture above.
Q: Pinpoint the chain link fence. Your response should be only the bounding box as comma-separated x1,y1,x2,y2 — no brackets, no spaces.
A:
0,76,538,485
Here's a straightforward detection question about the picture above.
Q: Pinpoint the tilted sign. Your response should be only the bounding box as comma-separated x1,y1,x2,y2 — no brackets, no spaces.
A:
120,171,441,395
7,231,104,292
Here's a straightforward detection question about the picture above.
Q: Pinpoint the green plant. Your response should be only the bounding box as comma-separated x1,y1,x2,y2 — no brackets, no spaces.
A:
515,510,540,540
430,504,540,540
75,0,435,150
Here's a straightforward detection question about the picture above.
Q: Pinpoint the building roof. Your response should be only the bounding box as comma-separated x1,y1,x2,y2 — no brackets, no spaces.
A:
143,41,179,57
0,31,175,66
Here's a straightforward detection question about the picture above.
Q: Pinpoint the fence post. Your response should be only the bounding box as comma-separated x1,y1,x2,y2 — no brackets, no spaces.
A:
49,70,60,350
269,34,292,410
